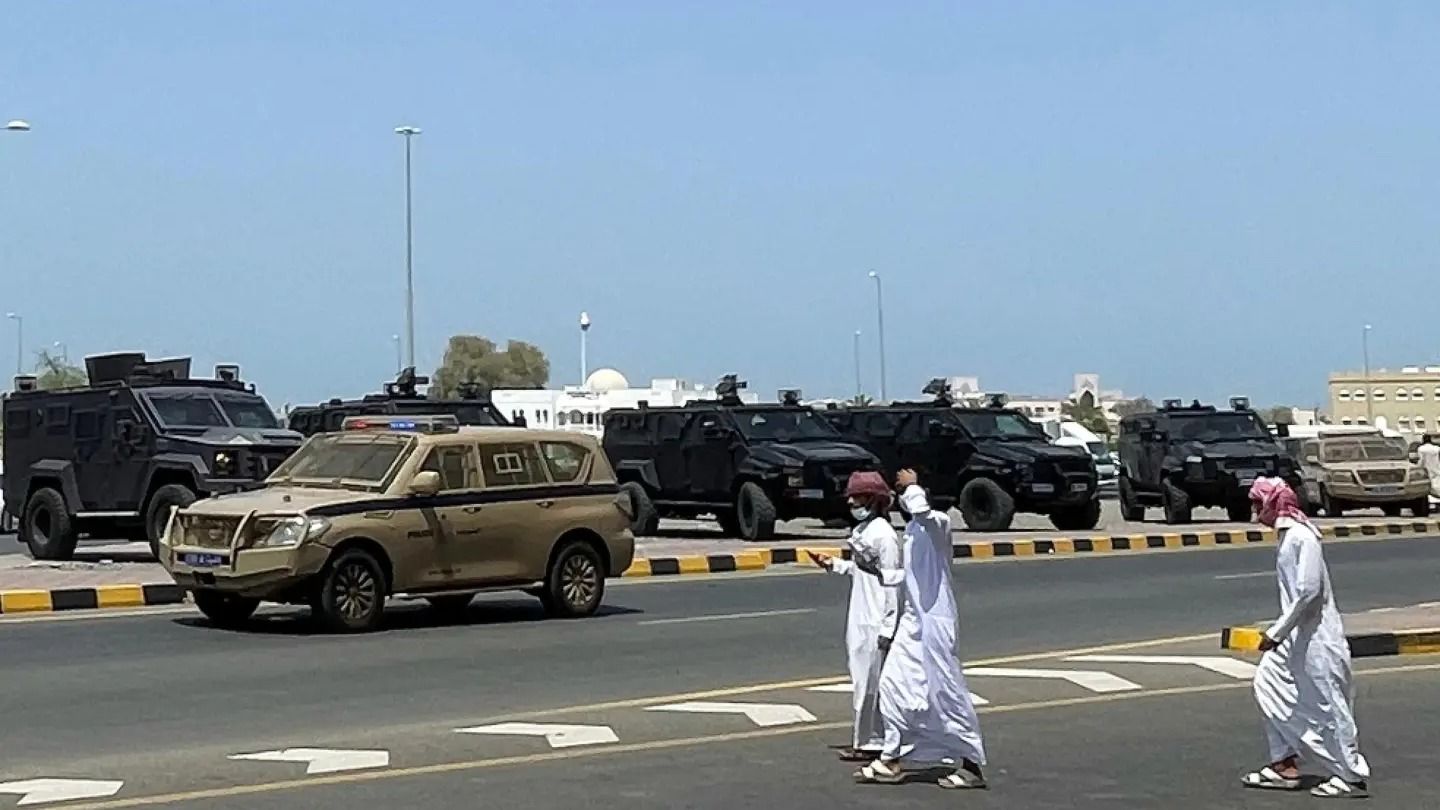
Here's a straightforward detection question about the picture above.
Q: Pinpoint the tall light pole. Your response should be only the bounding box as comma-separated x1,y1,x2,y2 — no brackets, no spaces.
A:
853,329,863,400
1362,324,1374,424
394,125,421,370
579,311,592,384
5,313,22,375
868,270,887,401
391,334,402,375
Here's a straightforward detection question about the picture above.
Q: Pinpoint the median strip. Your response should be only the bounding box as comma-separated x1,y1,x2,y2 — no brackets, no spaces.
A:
1221,601,1440,657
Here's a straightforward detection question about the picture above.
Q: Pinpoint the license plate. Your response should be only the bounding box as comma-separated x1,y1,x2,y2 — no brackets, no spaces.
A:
1031,483,1055,495
1070,482,1089,493
1371,485,1402,496
182,553,225,568
1238,475,1256,486
797,488,824,500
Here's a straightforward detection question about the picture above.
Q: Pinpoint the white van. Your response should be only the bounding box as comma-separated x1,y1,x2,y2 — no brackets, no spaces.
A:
1041,420,1117,494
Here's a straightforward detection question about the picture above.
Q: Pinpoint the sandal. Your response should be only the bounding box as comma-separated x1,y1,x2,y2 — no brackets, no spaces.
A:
938,771,987,790
837,748,881,763
1241,766,1301,791
854,761,905,785
1311,776,1370,799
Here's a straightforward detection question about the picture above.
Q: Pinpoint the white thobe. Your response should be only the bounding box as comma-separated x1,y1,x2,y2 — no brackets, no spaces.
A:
1252,517,1369,782
873,485,986,766
828,517,900,751
1418,443,1440,499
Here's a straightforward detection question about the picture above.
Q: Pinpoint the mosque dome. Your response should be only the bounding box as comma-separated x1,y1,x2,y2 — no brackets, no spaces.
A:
585,368,630,393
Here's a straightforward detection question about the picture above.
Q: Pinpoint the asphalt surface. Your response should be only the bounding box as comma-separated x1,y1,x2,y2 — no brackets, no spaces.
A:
2,534,1438,807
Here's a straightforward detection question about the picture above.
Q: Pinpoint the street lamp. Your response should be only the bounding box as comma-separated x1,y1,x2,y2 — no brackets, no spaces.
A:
53,341,67,364
4,120,30,132
1362,324,1374,424
391,334,402,375
579,312,592,384
868,270,887,401
394,125,421,370
5,313,22,375
853,329,863,400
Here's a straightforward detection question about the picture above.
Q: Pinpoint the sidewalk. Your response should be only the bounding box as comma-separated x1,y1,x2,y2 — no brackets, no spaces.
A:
1221,602,1440,657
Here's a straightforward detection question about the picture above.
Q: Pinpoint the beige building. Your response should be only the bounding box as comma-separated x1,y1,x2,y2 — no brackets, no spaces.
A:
1329,366,1440,438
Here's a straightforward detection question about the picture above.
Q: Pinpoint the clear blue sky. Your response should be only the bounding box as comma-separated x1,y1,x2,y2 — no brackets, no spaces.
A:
2,2,1436,409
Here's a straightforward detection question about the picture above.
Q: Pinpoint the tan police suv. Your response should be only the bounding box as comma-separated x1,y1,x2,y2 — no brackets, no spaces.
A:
158,415,635,632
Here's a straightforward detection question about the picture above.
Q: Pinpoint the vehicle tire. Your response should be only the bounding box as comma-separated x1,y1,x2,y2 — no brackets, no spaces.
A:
22,487,78,561
539,540,606,618
145,484,197,558
1160,478,1192,525
619,482,660,536
1050,499,1102,532
1117,476,1144,522
958,478,1016,532
314,548,388,633
735,482,777,541
1412,498,1432,518
1382,504,1404,518
1226,499,1253,523
425,594,476,616
193,591,260,629
1321,488,1344,518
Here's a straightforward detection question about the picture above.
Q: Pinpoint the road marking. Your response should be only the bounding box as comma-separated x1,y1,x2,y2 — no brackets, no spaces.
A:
1065,654,1258,680
228,749,390,775
646,701,816,727
455,723,619,749
1213,571,1272,580
0,779,124,806
638,608,815,626
967,666,1142,693
804,682,990,705
49,661,1440,810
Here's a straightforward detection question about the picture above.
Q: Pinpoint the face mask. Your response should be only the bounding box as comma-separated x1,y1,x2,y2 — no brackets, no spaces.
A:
850,506,871,523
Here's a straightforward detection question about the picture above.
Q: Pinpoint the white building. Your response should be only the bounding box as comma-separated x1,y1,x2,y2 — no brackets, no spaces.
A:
945,373,1131,428
491,369,759,437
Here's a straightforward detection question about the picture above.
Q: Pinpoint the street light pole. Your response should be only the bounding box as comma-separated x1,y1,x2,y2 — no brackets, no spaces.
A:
391,334,402,375
1363,324,1374,424
579,312,591,384
53,341,67,364
853,329,863,400
394,125,421,370
868,270,887,401
6,313,23,375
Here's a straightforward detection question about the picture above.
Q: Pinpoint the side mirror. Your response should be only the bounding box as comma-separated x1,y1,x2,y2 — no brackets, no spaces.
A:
408,470,442,497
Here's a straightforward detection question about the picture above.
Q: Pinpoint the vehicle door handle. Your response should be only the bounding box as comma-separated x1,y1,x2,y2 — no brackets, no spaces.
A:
536,500,554,508
462,506,483,514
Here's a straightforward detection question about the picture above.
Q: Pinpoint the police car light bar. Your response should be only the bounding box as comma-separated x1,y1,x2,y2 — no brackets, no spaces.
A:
342,415,460,434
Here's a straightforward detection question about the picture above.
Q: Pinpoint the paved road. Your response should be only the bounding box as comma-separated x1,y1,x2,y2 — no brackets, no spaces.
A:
1,534,1437,807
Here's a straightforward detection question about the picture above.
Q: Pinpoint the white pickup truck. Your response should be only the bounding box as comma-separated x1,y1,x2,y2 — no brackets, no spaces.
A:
1041,420,1117,495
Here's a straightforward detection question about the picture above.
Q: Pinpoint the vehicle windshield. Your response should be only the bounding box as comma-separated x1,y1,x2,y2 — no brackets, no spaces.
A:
1321,438,1409,463
268,434,414,491
143,392,229,428
733,409,840,442
1168,413,1270,442
952,410,1046,440
215,395,280,429
1086,441,1112,460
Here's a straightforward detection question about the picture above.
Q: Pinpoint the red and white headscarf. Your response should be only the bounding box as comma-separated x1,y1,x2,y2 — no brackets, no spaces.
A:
1248,476,1316,533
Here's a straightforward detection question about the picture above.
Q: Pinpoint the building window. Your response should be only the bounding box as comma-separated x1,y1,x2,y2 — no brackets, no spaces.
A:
1397,389,1410,402
1399,418,1412,430
1354,390,1367,401
1413,388,1424,400
1414,416,1427,431
1338,389,1351,401
1372,389,1385,401
1341,418,1352,425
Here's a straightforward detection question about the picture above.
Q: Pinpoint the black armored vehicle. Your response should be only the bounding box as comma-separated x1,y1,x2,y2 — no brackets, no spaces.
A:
2,353,303,559
1117,397,1296,524
286,368,511,436
602,376,879,541
822,381,1100,532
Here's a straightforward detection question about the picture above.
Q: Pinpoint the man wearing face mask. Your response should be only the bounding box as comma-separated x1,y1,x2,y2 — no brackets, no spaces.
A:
810,471,900,763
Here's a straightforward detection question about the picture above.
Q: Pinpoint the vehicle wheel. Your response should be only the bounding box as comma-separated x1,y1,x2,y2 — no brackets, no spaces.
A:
1226,499,1253,523
425,594,476,616
1382,504,1404,518
1321,488,1344,518
22,487,78,560
1160,478,1192,524
1412,498,1432,518
1050,499,1102,532
716,509,742,537
618,482,660,536
193,591,260,629
1117,476,1144,522
145,484,197,558
958,478,1016,532
540,540,605,618
315,548,388,633
735,482,777,541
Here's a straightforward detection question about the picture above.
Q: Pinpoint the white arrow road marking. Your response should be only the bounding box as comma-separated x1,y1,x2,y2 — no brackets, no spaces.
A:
228,748,390,775
805,682,990,705
1064,654,1259,680
967,667,1142,693
647,701,817,727
455,723,619,749
0,779,124,806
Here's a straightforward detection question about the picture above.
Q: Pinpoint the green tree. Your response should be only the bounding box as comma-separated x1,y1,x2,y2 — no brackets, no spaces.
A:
34,350,87,390
1062,391,1111,436
431,335,550,398
1262,406,1296,426
1113,397,1155,419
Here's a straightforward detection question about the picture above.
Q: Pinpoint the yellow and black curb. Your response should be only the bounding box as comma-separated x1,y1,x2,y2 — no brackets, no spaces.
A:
0,583,185,615
1221,625,1440,658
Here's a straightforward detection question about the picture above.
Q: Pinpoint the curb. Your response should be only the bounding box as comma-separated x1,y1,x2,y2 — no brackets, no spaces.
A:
1221,625,1440,657
0,583,185,615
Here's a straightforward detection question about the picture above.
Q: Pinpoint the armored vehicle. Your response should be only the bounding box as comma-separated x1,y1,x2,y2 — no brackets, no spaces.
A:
602,376,879,541
822,382,1101,532
1279,429,1429,518
2,353,303,559
159,415,634,632
1117,397,1296,524
285,368,511,436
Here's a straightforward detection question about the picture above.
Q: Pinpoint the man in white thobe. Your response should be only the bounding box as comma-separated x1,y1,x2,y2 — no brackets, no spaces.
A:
1417,434,1440,501
815,471,900,760
854,470,987,790
1243,477,1370,799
